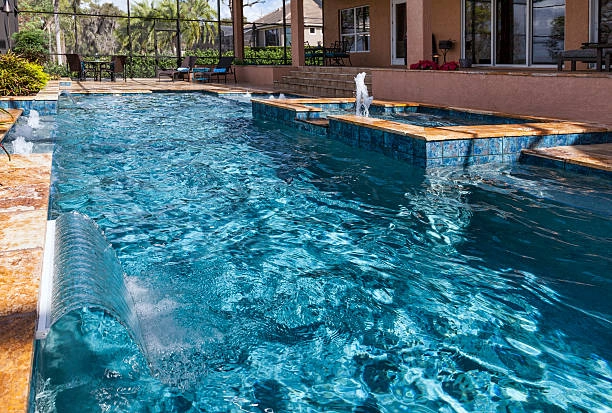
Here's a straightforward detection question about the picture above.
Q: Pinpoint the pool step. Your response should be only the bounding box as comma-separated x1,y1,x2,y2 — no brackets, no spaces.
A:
520,143,612,176
275,66,372,98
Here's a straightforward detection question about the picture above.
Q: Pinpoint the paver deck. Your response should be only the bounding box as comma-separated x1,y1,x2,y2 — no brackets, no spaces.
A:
0,151,52,412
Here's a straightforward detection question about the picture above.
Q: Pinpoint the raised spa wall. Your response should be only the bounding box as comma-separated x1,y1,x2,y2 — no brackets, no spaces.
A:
251,98,612,168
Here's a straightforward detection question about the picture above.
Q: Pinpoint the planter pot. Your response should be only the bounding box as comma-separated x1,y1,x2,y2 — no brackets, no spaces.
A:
459,58,472,68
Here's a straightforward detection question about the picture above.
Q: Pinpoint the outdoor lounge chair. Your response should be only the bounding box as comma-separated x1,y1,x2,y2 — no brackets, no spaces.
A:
157,56,197,82
102,55,127,81
203,56,236,83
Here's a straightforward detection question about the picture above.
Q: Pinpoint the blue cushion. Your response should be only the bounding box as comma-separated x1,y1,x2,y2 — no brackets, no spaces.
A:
176,67,189,72
213,68,227,73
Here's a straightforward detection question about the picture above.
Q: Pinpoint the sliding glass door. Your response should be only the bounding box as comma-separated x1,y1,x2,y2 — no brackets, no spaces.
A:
599,0,611,43
464,0,564,66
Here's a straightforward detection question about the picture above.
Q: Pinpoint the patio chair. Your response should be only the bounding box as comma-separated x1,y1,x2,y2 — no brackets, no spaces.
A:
204,56,237,83
157,56,197,82
102,55,127,81
65,54,86,80
324,41,352,66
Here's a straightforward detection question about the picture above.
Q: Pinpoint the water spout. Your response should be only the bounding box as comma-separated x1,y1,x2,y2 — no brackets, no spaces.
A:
354,72,373,117
59,90,77,105
27,109,41,129
12,136,34,155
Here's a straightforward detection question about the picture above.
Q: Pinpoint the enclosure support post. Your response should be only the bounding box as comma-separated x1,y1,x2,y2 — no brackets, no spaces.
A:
232,0,244,60
290,0,305,66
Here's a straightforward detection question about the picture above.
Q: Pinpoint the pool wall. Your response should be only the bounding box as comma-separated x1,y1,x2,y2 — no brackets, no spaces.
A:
0,81,61,116
252,98,611,168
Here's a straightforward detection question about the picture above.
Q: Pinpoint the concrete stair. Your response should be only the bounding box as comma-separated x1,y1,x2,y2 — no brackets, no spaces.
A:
274,66,372,98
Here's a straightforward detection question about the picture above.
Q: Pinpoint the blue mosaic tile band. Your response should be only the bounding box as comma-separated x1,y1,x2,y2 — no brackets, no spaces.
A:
0,100,58,115
252,100,611,170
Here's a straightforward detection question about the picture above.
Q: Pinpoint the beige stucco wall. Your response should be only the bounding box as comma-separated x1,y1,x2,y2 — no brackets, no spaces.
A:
323,0,391,67
566,0,590,49
234,65,295,86
371,69,612,125
431,0,462,64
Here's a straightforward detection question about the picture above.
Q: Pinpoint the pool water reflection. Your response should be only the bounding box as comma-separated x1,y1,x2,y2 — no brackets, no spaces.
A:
33,93,611,412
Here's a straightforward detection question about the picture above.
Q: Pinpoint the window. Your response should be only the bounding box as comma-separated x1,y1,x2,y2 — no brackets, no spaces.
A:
265,29,280,46
340,5,370,52
310,28,316,34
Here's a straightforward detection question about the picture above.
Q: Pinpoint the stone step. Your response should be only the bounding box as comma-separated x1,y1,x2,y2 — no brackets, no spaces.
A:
275,66,373,98
273,82,355,98
292,66,371,75
277,77,370,90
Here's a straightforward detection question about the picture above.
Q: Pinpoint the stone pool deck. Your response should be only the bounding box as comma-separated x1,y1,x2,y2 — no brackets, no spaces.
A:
0,79,610,412
0,106,52,411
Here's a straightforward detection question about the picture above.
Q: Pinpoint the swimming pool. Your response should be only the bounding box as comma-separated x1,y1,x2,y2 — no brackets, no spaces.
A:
31,93,611,412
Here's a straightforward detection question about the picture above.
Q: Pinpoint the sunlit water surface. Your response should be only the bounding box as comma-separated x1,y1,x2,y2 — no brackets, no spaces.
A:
33,93,611,412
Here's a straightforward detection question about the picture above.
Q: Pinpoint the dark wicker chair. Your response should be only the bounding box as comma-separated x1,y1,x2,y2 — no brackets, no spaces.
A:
65,54,85,80
103,55,127,81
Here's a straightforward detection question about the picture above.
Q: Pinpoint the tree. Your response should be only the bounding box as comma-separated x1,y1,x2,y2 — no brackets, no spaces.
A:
12,29,49,63
115,0,218,55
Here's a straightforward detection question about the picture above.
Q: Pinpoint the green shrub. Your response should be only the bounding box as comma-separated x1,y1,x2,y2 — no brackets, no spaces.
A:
43,61,70,79
243,46,291,65
0,52,50,96
12,29,49,64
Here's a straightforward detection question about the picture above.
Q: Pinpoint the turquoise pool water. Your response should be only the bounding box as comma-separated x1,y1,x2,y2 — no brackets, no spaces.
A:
32,93,611,412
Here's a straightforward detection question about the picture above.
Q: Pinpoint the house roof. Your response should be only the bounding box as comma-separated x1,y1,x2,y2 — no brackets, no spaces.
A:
252,0,322,27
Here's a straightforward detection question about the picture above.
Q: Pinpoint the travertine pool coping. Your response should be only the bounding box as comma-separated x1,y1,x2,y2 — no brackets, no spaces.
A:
0,107,52,412
253,97,610,140
252,97,611,167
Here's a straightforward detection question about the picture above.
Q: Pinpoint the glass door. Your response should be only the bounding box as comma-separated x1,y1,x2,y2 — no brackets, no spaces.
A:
599,0,611,43
532,0,565,64
496,0,526,64
465,0,493,64
391,0,407,65
464,0,565,66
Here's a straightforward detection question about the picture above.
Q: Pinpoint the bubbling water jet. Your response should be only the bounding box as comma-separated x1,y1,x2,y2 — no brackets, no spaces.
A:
355,72,373,117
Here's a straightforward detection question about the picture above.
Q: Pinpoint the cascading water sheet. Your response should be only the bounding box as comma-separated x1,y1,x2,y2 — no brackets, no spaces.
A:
50,211,146,354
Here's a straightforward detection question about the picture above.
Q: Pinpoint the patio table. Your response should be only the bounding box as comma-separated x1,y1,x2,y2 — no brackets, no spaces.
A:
581,42,612,71
84,59,111,81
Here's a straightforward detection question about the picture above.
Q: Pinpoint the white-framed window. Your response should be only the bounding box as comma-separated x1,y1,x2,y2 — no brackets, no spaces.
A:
265,29,280,46
340,5,370,52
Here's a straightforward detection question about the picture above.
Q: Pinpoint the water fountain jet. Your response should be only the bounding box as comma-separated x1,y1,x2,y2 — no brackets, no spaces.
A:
354,72,373,117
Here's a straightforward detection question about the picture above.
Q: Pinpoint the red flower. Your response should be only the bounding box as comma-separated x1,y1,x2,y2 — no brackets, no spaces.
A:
410,60,440,70
439,61,459,71
410,60,460,71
